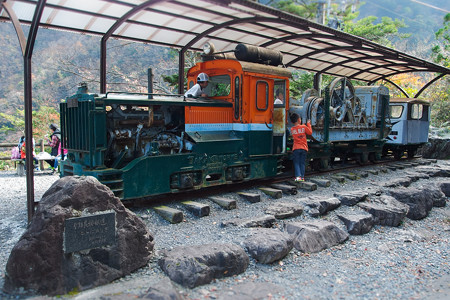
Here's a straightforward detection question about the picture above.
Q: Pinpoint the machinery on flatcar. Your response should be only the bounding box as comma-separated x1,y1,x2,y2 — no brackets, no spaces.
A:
59,44,391,200
383,98,431,159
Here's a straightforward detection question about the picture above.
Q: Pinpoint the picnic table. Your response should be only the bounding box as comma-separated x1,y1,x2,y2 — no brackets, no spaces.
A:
13,152,56,176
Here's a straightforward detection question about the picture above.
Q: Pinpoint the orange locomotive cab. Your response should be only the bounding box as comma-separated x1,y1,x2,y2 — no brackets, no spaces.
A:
185,58,291,156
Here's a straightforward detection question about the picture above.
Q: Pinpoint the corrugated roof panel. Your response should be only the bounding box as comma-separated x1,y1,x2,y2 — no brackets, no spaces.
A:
371,67,398,75
300,59,332,71
327,66,358,76
354,73,379,81
239,23,283,38
315,38,353,47
229,3,275,18
101,3,134,18
54,0,108,13
50,10,94,30
332,50,366,59
10,1,35,20
344,61,375,69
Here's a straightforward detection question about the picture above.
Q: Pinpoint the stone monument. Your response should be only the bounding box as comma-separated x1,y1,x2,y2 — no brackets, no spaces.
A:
3,176,154,296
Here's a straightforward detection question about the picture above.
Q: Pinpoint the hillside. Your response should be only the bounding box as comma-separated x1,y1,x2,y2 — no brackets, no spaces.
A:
358,0,449,59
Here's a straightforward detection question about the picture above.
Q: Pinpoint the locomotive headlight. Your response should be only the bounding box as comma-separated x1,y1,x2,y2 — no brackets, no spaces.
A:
203,42,215,55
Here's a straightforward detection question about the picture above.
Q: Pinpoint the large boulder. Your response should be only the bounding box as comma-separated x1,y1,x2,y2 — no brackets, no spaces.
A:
334,191,369,206
387,187,444,219
158,243,249,288
264,202,303,219
141,278,185,299
298,196,341,216
337,213,374,235
437,181,450,197
285,220,349,253
221,215,276,228
242,228,293,264
358,195,409,226
3,176,154,296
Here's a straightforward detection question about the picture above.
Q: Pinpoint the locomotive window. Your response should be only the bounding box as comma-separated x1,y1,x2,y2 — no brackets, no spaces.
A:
256,81,269,111
274,80,286,107
390,105,403,119
204,74,231,97
234,76,240,120
410,104,423,120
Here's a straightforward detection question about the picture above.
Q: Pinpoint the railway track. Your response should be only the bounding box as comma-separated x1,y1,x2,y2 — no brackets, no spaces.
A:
125,155,434,222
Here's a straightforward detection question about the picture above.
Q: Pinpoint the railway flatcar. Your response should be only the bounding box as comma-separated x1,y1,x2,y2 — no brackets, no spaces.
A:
60,44,391,200
383,98,431,159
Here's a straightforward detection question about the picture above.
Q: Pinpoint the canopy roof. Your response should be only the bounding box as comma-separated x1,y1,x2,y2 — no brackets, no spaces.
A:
2,0,449,84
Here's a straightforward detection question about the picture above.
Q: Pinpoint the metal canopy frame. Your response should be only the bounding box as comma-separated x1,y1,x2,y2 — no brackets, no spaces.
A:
1,0,449,222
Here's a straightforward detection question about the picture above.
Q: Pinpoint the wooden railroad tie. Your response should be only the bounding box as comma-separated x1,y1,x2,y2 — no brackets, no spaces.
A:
330,175,345,183
309,178,331,187
270,183,298,195
259,187,283,199
288,180,317,191
336,173,357,180
208,196,237,210
181,201,210,217
391,164,405,169
238,192,261,203
379,167,388,173
154,206,183,224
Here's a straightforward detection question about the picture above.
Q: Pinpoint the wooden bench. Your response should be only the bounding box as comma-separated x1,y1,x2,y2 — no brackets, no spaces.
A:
12,154,56,176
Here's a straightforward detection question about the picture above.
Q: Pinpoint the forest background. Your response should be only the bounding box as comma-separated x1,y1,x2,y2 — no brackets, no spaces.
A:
0,0,449,160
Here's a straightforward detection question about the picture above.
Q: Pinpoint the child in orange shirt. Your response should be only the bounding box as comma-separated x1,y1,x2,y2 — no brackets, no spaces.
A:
290,113,312,182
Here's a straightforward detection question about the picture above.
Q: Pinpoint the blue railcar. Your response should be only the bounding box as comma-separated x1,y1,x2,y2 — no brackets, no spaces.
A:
384,98,431,159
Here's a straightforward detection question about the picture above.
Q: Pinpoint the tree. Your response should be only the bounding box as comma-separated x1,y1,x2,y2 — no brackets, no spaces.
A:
271,0,317,19
428,13,450,127
383,73,423,98
342,16,410,47
0,106,59,142
431,13,450,68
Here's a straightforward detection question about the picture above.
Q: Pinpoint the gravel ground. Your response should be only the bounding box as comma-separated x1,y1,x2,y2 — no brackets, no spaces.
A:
0,160,449,300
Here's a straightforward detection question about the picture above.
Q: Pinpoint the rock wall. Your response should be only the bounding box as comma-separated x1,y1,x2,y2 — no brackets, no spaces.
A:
417,138,450,159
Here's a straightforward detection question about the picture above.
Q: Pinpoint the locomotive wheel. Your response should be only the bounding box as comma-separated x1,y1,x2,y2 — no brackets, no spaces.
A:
310,159,321,171
357,152,368,165
368,152,376,163
393,150,403,160
407,149,417,158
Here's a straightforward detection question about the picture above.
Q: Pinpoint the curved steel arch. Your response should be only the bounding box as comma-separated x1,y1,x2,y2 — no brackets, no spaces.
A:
100,0,167,93
261,33,338,47
1,0,26,55
379,78,410,98
349,62,416,80
415,73,446,98
177,16,311,93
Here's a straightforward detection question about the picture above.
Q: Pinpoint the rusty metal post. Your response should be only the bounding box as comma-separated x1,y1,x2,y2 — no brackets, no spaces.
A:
24,0,47,223
178,49,185,95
